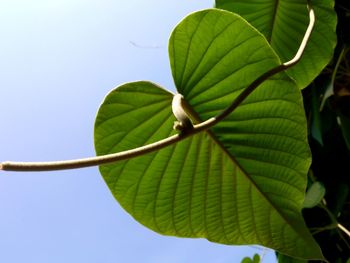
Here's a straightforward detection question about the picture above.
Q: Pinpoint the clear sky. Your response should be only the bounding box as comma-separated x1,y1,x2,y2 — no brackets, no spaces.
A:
0,1,277,262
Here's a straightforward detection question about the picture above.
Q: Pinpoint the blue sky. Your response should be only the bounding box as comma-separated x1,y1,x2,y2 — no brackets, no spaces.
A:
0,1,277,262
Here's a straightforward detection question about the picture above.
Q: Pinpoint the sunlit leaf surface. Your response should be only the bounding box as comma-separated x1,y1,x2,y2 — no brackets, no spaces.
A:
95,9,322,260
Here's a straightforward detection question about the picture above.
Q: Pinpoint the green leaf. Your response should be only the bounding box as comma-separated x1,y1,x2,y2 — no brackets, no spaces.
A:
253,254,261,263
302,181,326,209
242,259,252,263
310,84,324,146
241,257,254,263
95,9,322,260
215,0,337,89
241,254,260,263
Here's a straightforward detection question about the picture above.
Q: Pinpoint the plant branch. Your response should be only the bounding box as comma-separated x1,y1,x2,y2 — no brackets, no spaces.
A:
0,1,315,172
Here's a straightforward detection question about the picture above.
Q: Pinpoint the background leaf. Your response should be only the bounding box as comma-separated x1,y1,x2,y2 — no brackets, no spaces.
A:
302,181,326,209
241,256,254,263
95,9,322,260
253,253,261,263
215,0,337,89
241,254,261,263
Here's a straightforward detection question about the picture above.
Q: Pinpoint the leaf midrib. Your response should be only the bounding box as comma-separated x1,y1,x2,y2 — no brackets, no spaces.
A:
183,99,307,243
204,127,307,244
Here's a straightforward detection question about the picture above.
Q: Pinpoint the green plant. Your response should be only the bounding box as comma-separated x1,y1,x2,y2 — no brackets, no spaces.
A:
241,253,261,263
1,0,349,262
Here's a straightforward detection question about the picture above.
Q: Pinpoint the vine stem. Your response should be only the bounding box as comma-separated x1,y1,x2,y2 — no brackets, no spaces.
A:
0,1,315,172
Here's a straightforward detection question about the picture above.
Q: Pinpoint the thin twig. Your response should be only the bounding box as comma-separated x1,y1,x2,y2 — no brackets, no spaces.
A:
0,1,315,172
310,223,338,235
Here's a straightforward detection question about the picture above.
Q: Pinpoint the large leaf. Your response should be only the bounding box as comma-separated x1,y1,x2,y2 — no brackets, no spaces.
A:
215,0,337,89
94,9,322,259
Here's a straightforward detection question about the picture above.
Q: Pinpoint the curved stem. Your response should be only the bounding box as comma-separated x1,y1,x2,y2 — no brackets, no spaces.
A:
0,1,315,172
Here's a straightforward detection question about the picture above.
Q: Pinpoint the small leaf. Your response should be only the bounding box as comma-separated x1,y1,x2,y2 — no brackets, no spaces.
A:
253,254,261,263
215,0,337,89
241,254,260,263
310,84,324,146
302,181,326,209
241,257,253,263
319,80,334,112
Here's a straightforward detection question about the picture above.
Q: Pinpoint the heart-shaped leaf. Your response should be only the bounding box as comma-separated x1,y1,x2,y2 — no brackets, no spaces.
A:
94,9,322,260
215,0,337,89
